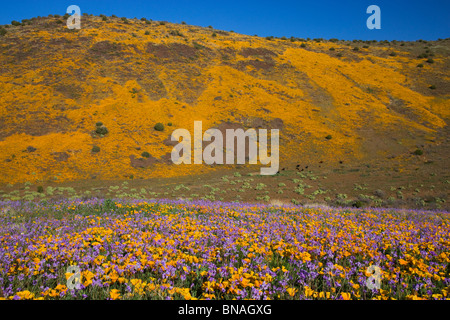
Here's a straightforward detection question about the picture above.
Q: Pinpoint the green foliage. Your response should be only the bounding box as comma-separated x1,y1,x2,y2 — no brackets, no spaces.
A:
37,186,44,193
95,126,109,135
426,58,434,63
154,123,164,131
91,146,100,153
413,149,423,155
325,135,332,140
141,151,150,158
11,20,22,26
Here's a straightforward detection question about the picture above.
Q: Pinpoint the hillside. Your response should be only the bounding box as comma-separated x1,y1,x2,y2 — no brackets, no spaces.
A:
0,14,449,209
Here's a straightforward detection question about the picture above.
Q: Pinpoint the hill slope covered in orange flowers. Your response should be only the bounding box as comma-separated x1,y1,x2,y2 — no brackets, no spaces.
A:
0,14,449,195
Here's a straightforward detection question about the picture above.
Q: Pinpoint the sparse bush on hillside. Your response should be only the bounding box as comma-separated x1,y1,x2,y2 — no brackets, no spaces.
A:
389,52,397,56
169,30,183,37
325,135,332,140
63,13,70,19
159,21,166,25
121,17,129,24
212,32,217,37
154,123,164,131
353,47,359,51
0,28,6,36
181,21,186,25
426,58,434,63
96,122,103,127
300,43,306,48
374,189,386,198
91,146,100,153
95,125,109,135
11,20,21,26
329,47,335,51
417,63,424,68
141,151,150,158
413,149,423,155
145,31,150,35
429,85,436,90
37,186,44,193
102,16,108,22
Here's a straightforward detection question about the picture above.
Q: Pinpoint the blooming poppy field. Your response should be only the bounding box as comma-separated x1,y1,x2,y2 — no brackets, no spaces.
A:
0,198,449,300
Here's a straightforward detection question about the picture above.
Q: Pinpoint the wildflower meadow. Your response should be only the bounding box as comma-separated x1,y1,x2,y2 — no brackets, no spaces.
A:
0,198,448,300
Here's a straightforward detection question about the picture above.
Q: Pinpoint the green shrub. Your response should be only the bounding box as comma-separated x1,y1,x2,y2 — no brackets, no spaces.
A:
300,43,306,48
325,135,332,140
167,122,172,126
145,31,150,35
413,149,423,155
96,122,103,127
329,47,335,51
95,126,108,135
426,58,434,63
212,32,217,37
37,186,44,193
91,146,100,153
429,85,436,90
11,21,22,26
102,16,108,21
0,28,6,36
353,47,359,51
417,63,424,68
159,21,166,25
389,52,397,56
141,151,150,158
352,200,363,208
154,123,164,131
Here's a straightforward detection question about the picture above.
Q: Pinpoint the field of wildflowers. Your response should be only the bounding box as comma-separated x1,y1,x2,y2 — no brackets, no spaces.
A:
0,198,449,300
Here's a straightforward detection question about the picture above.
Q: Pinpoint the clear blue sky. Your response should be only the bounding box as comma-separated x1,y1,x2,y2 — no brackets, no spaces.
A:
1,0,449,41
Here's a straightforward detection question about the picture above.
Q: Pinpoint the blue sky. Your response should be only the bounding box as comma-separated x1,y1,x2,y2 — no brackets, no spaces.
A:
1,0,449,41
